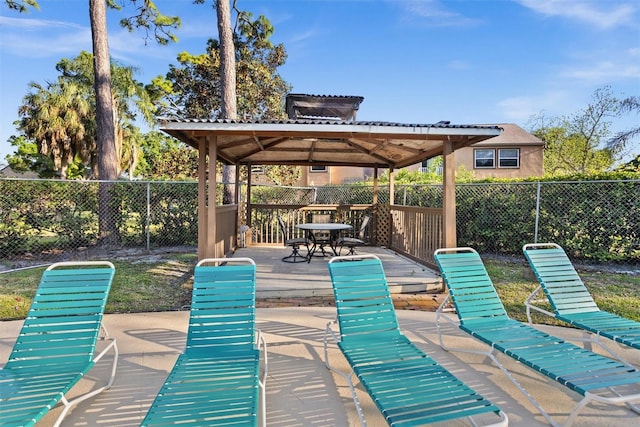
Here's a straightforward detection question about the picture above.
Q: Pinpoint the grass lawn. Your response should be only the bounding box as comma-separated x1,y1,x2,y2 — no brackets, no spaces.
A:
0,253,197,320
1,255,638,323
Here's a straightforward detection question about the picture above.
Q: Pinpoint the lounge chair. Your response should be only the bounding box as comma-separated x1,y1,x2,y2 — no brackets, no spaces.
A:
523,242,640,360
325,254,508,427
0,261,118,427
141,257,267,427
434,247,640,427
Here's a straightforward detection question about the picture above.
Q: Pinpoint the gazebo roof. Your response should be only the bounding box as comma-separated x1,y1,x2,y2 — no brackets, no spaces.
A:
158,118,502,169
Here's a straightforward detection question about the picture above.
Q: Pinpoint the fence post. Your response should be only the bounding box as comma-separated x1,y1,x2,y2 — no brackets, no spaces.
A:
146,182,151,251
534,181,541,243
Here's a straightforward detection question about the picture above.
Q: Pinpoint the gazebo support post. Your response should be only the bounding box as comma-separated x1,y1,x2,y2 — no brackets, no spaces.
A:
246,164,252,231
373,167,378,245
388,167,395,246
197,138,208,260
443,137,457,248
207,136,218,258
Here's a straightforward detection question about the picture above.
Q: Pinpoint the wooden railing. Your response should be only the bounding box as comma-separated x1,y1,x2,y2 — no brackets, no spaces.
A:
216,204,238,256
247,204,374,245
242,203,443,269
388,205,443,269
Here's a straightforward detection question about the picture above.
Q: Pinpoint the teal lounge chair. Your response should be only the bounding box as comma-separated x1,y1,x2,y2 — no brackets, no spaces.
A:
434,247,640,427
141,257,267,427
523,242,640,360
0,261,118,427
325,254,508,427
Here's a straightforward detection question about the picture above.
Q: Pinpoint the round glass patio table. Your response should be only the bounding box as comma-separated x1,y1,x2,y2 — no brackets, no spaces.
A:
295,223,352,257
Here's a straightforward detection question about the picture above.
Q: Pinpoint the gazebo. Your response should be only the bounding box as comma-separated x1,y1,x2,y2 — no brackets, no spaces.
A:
158,96,501,263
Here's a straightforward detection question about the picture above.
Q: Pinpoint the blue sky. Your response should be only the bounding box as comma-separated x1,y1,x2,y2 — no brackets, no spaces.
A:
1,0,639,165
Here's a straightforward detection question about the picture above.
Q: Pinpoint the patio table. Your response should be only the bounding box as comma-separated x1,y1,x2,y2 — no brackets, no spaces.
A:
296,223,352,258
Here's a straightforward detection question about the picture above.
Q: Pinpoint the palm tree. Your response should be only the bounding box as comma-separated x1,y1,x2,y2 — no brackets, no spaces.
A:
19,81,92,179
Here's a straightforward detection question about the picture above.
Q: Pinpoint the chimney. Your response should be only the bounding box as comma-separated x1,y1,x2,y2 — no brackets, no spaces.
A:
285,94,364,122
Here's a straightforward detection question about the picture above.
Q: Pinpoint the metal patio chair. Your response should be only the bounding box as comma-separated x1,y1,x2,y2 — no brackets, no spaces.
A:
277,215,310,263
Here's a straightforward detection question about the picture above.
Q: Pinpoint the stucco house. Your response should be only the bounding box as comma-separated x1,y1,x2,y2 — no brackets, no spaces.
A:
450,123,544,179
250,95,544,185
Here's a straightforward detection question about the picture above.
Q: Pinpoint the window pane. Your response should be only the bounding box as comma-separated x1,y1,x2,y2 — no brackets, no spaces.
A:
310,166,327,172
474,149,494,168
498,149,519,168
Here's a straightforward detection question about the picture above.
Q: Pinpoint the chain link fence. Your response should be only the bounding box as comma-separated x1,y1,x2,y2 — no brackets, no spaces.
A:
396,180,640,263
249,184,389,205
1,178,638,270
0,179,199,269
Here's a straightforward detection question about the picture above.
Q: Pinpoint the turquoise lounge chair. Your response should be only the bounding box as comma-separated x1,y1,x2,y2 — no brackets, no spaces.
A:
434,247,640,427
0,261,118,427
523,242,640,360
141,257,267,427
325,254,508,427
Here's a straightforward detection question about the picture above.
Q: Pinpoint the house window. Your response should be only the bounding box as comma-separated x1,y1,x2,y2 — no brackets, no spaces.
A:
310,166,327,172
474,149,495,168
498,149,520,168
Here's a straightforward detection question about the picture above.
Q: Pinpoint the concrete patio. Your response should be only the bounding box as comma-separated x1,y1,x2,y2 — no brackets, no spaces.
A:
1,308,639,426
1,247,639,426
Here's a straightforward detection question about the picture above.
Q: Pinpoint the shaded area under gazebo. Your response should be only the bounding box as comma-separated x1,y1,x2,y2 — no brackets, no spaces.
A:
158,98,502,266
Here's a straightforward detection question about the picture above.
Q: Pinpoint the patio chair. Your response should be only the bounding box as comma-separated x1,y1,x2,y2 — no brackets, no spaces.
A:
325,254,508,427
434,247,640,427
523,242,640,360
308,213,333,257
277,215,310,263
141,257,267,427
0,261,118,427
336,214,371,256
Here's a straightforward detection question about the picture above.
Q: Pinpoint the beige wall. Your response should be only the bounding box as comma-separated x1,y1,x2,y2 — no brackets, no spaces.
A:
300,166,372,186
251,141,543,186
455,145,543,179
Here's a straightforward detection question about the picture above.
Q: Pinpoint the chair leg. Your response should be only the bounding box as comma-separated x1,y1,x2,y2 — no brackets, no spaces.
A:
282,245,308,263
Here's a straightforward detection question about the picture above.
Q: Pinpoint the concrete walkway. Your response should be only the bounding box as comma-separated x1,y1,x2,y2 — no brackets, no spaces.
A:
1,309,639,426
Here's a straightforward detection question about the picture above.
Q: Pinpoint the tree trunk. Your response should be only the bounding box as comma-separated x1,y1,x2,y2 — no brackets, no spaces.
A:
217,0,237,204
90,0,120,245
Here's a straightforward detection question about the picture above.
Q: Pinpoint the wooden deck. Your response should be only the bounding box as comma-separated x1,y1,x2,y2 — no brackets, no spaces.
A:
233,245,443,298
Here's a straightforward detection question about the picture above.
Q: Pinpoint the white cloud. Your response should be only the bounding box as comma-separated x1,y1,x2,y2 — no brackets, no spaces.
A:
516,0,637,30
398,0,483,27
0,15,191,65
447,60,473,71
561,61,640,82
0,16,91,58
0,15,84,31
497,92,569,122
288,29,319,44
